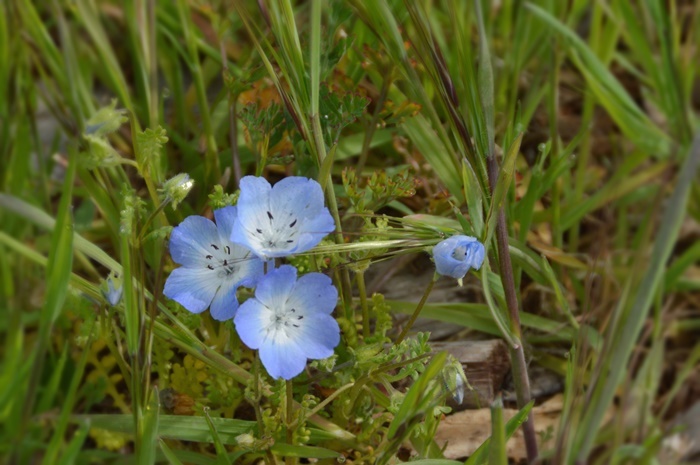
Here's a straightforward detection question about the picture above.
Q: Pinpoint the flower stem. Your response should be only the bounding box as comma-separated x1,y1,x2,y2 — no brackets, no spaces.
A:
308,0,353,318
395,274,437,345
487,155,538,462
303,382,356,418
251,355,279,465
357,271,370,338
285,379,296,465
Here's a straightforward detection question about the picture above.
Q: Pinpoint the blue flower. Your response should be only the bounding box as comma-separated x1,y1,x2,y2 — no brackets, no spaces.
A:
230,176,336,260
234,265,340,380
102,273,123,307
164,206,264,321
433,235,485,279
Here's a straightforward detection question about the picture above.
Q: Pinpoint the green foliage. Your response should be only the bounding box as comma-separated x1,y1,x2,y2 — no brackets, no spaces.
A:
119,184,147,238
208,185,237,209
318,84,369,145
343,166,416,214
136,126,168,177
85,100,128,137
2,0,699,463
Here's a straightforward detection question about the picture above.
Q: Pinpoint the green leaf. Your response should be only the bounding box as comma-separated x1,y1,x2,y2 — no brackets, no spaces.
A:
465,401,534,465
270,444,342,459
76,414,339,444
387,351,447,438
203,408,232,465
573,134,700,459
484,133,522,246
488,397,507,465
525,3,671,156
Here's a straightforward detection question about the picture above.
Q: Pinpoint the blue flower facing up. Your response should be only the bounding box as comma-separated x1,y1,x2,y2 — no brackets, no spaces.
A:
164,206,264,321
234,265,340,380
433,235,485,279
230,176,336,260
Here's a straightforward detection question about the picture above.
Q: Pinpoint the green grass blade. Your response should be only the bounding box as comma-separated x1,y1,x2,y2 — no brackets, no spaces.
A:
78,414,342,444
159,439,186,465
474,0,495,159
387,351,447,438
488,397,507,465
483,133,522,246
270,444,343,459
525,3,671,156
573,134,700,459
138,390,160,465
16,145,77,460
56,423,90,465
203,408,232,465
44,330,93,465
464,401,534,465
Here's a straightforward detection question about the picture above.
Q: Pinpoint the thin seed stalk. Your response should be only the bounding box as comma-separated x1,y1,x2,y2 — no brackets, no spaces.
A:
285,379,296,465
357,270,370,338
310,113,353,319
488,155,538,462
395,275,436,345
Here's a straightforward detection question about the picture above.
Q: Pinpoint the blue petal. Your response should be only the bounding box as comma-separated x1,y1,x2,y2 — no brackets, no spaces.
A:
254,265,297,309
209,278,240,321
433,235,481,279
271,178,335,253
465,241,486,270
296,313,340,360
292,218,336,255
233,176,271,233
163,267,219,313
259,337,307,380
213,206,238,241
230,177,273,258
234,299,272,349
169,215,221,267
286,272,338,315
269,177,325,220
231,253,266,289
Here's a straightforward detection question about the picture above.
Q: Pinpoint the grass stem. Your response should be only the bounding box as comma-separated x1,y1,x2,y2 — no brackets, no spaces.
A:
487,155,538,462
395,275,436,345
285,379,296,465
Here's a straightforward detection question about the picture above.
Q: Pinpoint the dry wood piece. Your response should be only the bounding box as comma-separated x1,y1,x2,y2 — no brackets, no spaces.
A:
431,339,511,410
433,394,564,461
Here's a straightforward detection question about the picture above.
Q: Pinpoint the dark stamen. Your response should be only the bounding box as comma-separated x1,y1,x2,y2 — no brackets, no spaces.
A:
211,244,219,250
223,260,228,266
267,211,274,221
291,308,296,312
207,265,215,270
298,316,303,320
293,324,300,328
206,255,213,259
289,219,297,228
256,228,263,234
286,240,294,243
225,246,230,254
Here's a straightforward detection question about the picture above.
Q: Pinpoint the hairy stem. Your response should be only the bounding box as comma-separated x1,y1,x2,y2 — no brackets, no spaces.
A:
487,155,538,462
285,379,296,465
357,271,370,338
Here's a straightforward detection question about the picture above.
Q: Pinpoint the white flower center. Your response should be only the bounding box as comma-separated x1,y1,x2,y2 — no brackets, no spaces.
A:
203,242,248,280
452,245,467,261
266,306,304,339
253,210,300,251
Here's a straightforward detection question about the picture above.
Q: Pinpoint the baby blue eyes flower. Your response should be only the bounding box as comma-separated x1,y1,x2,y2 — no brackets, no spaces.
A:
164,206,264,321
433,235,485,279
102,273,123,307
230,176,336,260
234,265,340,380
